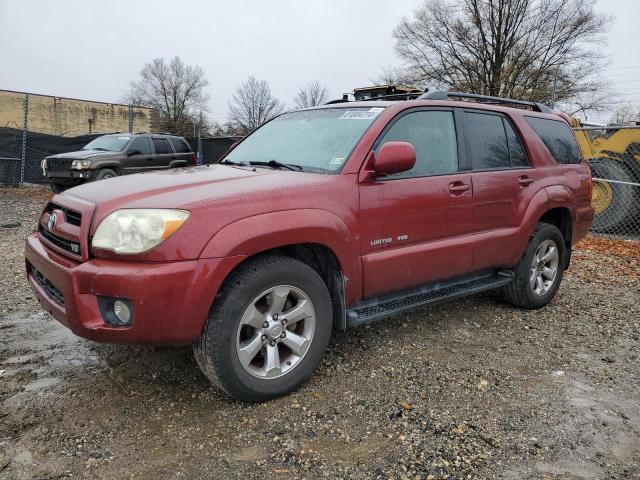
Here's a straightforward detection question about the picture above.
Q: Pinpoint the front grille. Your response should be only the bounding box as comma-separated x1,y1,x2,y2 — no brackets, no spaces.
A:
31,266,64,306
39,226,82,256
45,203,82,227
47,158,73,173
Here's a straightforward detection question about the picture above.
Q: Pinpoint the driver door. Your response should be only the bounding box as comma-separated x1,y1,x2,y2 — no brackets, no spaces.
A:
358,108,475,298
124,137,153,173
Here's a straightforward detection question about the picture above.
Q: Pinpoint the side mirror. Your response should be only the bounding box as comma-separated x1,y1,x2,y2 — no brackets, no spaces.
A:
127,149,141,157
373,142,416,176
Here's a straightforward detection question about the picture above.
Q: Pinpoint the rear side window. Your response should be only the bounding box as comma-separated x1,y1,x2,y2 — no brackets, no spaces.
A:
170,138,191,153
152,138,171,154
376,110,458,179
128,137,152,155
464,112,510,169
525,117,582,164
504,120,528,167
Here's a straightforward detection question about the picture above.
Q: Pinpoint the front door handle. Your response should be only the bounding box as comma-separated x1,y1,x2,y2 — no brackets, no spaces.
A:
518,176,534,186
449,182,471,194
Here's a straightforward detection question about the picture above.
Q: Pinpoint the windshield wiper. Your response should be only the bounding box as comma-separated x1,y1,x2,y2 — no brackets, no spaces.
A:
249,160,303,171
220,159,249,166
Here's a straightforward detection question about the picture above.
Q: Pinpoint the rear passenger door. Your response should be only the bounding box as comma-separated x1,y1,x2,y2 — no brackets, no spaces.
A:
463,110,542,270
151,137,175,169
169,138,194,166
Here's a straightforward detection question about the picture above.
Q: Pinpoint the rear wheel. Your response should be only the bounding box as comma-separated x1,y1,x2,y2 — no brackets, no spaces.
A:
502,223,566,309
589,159,639,232
194,255,332,402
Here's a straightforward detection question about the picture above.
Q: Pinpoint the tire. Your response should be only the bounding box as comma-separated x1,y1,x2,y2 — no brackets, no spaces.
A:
194,255,333,402
49,182,66,194
589,159,640,233
502,223,566,309
94,168,118,181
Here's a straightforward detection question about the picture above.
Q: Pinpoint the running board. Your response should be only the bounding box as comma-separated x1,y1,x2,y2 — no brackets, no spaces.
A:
346,271,513,328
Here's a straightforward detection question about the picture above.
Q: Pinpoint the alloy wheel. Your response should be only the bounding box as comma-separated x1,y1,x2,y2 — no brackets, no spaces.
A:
235,285,316,379
529,239,560,296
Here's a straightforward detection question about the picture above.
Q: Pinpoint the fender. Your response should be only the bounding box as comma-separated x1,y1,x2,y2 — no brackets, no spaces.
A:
199,209,362,304
495,188,551,267
546,184,577,221
90,162,122,173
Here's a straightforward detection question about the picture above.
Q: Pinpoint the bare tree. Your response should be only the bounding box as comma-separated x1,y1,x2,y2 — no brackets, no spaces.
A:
227,76,284,134
125,56,210,134
392,0,612,110
293,81,329,109
609,103,640,125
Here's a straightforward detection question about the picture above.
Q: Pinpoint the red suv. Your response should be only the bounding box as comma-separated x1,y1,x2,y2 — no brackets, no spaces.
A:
25,91,594,402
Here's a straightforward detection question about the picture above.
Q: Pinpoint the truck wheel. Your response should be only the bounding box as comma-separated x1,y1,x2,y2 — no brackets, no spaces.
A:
50,182,66,194
502,223,566,309
94,168,117,181
194,255,333,402
589,159,639,232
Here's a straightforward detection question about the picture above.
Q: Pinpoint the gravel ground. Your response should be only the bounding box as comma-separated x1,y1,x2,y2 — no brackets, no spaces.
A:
1,185,639,480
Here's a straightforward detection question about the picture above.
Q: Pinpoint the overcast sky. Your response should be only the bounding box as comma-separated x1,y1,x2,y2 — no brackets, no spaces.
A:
1,0,638,123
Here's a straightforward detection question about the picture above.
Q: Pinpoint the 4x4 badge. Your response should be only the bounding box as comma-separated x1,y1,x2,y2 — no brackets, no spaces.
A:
47,212,57,230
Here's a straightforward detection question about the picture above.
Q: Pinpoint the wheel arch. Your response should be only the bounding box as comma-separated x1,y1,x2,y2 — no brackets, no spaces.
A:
538,206,572,268
199,209,362,330
217,243,348,331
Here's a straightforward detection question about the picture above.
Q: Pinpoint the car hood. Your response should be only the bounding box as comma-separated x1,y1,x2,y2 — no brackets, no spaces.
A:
47,149,116,160
60,164,354,262
63,164,338,216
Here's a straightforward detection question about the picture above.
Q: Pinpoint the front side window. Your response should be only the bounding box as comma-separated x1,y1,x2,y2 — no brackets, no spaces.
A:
465,112,510,170
223,108,382,173
525,117,582,164
128,137,152,155
376,110,459,179
83,135,131,152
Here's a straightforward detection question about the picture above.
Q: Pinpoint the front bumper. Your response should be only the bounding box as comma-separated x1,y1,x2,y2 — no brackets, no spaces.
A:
47,170,93,186
25,233,237,345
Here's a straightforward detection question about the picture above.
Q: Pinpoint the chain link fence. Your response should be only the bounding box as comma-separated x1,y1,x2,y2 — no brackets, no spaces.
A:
573,126,640,240
0,93,240,187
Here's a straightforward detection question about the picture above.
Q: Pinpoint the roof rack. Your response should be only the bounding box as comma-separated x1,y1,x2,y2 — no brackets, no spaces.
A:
419,90,552,113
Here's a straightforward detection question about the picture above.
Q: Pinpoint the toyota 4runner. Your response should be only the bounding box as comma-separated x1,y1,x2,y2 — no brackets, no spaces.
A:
43,132,196,193
25,91,594,402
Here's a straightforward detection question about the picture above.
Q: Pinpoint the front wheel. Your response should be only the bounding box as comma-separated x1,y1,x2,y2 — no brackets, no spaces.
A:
502,223,566,309
194,255,332,402
49,182,67,194
93,168,118,181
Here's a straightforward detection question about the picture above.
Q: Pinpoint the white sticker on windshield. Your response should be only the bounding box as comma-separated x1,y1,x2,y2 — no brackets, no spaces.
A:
340,110,382,120
118,136,131,140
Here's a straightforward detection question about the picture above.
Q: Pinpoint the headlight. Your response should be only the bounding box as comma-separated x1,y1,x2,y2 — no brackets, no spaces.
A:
92,209,190,254
71,160,91,170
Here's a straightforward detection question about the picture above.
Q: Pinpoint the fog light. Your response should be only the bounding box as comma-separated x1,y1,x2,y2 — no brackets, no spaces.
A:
113,300,131,324
98,296,133,326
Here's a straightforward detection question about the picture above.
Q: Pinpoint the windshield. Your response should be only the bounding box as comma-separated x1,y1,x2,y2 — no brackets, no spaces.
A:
83,135,132,152
223,107,384,172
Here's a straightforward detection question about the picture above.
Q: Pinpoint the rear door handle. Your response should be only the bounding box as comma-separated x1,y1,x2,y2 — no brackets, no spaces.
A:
518,176,535,186
448,182,471,194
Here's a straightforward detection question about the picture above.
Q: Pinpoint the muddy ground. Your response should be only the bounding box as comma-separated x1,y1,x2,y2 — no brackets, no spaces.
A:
1,186,639,480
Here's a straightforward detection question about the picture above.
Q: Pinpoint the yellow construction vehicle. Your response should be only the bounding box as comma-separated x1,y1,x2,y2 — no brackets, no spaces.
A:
572,118,640,232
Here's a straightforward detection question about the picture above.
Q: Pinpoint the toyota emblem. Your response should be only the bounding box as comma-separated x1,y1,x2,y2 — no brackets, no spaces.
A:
47,212,57,230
